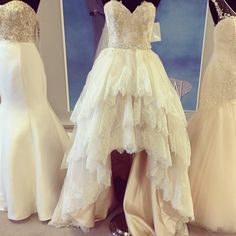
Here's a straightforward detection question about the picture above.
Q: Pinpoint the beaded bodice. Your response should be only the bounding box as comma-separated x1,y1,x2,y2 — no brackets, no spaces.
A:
200,0,236,109
104,0,155,50
0,0,38,42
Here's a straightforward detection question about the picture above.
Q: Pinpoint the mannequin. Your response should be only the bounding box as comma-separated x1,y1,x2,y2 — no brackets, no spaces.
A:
0,0,69,222
0,0,40,12
100,0,163,202
209,0,236,24
102,0,161,11
100,0,162,235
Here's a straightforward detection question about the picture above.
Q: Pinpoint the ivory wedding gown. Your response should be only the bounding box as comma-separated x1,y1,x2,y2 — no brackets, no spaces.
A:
50,1,194,235
0,0,69,221
188,0,236,233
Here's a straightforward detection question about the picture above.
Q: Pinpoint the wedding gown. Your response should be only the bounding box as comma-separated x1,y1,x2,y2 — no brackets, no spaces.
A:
50,1,194,235
188,0,236,233
0,0,69,221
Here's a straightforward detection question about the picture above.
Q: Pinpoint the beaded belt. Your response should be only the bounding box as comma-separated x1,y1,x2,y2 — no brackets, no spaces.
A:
0,36,36,43
109,42,151,50
0,22,39,43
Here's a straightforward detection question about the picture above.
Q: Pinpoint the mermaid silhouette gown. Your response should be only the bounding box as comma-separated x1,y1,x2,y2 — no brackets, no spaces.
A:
0,0,69,221
188,0,236,233
50,1,194,235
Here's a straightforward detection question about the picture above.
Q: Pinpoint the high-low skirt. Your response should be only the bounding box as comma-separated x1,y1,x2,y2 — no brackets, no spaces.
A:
50,47,194,235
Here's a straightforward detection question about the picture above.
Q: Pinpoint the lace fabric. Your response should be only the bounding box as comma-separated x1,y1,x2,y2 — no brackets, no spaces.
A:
105,0,155,49
200,2,236,109
49,1,194,233
200,56,236,109
0,0,38,42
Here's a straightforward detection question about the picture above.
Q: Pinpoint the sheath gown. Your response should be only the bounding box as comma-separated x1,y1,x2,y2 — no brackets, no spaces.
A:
50,1,194,235
188,0,236,233
0,0,69,221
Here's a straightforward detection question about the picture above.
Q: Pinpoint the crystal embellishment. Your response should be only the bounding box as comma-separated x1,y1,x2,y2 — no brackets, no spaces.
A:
0,1,38,42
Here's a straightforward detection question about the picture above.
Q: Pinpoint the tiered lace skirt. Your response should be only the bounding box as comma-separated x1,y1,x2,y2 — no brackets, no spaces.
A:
50,47,194,235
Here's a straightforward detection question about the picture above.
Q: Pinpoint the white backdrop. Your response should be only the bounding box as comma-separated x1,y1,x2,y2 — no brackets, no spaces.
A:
37,0,70,126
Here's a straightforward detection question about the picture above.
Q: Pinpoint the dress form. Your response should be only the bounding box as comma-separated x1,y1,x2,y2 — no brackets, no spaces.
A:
0,0,40,12
102,0,161,235
209,0,236,25
49,0,193,231
188,0,236,231
0,0,69,221
102,0,161,12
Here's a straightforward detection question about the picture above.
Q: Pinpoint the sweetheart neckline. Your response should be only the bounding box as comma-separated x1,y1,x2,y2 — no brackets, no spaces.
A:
104,0,155,16
0,0,37,15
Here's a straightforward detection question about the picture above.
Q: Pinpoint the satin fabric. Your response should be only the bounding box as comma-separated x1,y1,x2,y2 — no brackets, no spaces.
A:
124,151,190,236
65,185,116,229
0,41,69,221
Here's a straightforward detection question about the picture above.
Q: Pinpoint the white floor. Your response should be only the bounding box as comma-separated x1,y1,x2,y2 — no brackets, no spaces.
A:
1,211,236,236
0,211,111,236
189,225,236,236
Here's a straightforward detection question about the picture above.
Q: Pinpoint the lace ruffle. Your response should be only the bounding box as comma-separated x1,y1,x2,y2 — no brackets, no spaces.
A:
50,48,193,229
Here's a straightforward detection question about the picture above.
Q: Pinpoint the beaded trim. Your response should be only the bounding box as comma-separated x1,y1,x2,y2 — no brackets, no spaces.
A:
109,42,151,50
211,0,231,20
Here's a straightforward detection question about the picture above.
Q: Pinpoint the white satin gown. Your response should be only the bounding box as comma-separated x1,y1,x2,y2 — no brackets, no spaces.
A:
50,1,194,235
0,0,69,221
188,0,236,233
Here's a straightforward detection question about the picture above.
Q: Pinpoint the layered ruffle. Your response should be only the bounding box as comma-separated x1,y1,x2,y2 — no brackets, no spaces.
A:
50,48,193,229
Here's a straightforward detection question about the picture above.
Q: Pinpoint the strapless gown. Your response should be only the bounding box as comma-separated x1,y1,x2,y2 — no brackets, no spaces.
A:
188,12,236,233
50,1,194,235
0,0,69,221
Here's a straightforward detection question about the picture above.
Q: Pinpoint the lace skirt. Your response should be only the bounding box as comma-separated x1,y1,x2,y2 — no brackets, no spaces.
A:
49,47,194,234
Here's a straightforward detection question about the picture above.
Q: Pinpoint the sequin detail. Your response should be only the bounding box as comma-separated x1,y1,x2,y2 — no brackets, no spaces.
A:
109,41,151,50
0,1,38,42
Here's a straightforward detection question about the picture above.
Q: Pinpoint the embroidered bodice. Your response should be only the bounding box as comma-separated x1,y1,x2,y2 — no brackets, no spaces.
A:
0,0,38,42
200,0,236,108
104,0,155,50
